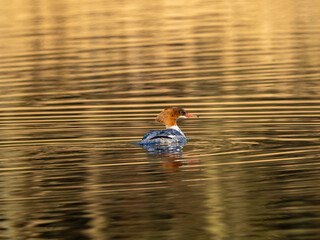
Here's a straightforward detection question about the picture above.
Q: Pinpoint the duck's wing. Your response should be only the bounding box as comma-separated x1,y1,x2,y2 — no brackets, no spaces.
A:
140,129,186,144
149,129,183,140
142,130,161,140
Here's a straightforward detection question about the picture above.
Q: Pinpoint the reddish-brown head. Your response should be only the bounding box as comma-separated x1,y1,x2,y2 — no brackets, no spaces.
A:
155,107,198,128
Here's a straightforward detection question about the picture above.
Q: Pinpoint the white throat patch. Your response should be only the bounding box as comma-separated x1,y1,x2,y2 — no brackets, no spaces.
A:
168,125,186,138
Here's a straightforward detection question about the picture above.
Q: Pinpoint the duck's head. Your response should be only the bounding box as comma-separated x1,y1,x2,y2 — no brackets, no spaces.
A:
155,107,198,128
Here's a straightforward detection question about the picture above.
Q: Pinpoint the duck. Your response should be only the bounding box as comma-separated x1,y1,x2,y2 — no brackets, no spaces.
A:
139,107,198,145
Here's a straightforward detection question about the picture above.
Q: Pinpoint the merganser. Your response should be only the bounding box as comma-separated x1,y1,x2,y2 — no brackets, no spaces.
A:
139,107,198,145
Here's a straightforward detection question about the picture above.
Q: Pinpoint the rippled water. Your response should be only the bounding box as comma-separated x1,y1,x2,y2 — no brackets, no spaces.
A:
1,0,320,239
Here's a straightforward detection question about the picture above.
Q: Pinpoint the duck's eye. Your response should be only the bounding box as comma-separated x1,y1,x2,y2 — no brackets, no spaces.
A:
180,111,186,115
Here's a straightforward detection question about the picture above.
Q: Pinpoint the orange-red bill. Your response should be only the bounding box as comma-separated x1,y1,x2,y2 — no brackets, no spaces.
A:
185,113,198,118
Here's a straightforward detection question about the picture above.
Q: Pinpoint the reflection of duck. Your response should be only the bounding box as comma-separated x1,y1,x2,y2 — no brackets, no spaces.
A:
142,142,185,154
142,144,200,170
139,107,198,145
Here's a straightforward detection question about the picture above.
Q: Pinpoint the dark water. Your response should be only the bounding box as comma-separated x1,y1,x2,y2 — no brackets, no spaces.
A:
1,0,320,239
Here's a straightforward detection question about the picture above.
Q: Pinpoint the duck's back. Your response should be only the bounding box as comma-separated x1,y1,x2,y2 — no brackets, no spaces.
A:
140,129,187,145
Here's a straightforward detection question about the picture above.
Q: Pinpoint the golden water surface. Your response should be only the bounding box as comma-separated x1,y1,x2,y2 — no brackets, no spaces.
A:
1,0,320,239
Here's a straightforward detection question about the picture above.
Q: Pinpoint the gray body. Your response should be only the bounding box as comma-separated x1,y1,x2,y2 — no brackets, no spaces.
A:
139,128,187,145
